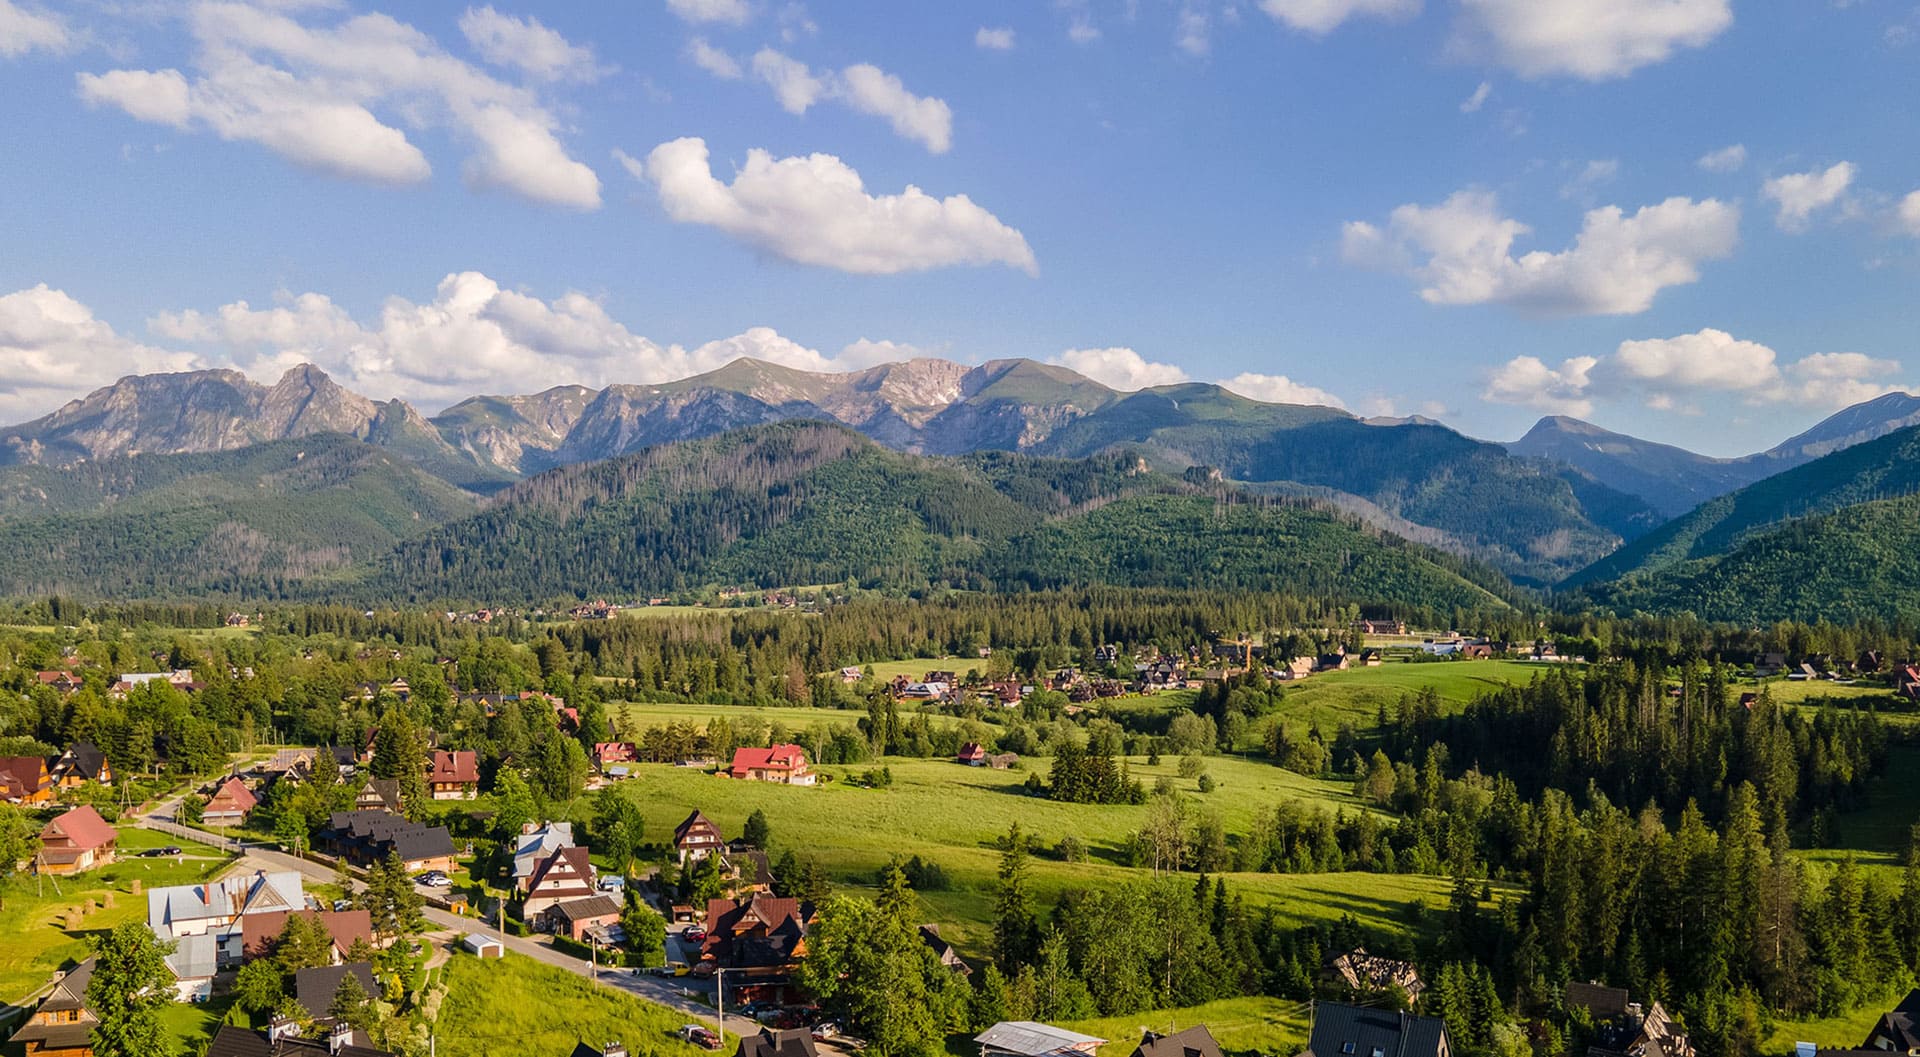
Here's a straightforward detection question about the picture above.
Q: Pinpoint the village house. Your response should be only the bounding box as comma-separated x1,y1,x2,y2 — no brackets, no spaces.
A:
1863,989,1920,1051
164,933,220,1002
49,741,111,788
957,743,987,766
737,1028,818,1057
701,892,816,1002
1303,1002,1451,1057
549,893,623,941
35,670,83,694
203,776,260,825
514,821,577,891
0,755,54,804
839,666,864,683
986,753,1020,770
523,846,597,925
148,869,307,967
976,1022,1107,1057
321,811,456,874
1577,988,1695,1057
1133,1027,1224,1057
294,962,380,1023
1353,618,1409,636
674,810,726,864
594,742,638,771
110,669,200,698
352,778,403,814
6,957,99,1057
1326,948,1425,1004
1896,666,1920,704
427,750,479,800
37,805,117,875
241,909,376,964
730,745,815,785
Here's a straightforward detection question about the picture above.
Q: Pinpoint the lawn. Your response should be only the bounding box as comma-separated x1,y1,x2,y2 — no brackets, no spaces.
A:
598,753,1434,958
608,700,930,735
1269,659,1559,731
0,824,235,1005
1063,995,1312,1057
157,993,240,1055
826,656,992,683
433,951,712,1057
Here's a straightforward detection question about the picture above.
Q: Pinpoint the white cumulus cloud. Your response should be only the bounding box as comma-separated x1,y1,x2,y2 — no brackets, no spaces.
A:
0,285,206,422
74,2,600,209
666,0,752,26
1460,81,1492,113
1697,143,1746,173
975,26,1015,50
1053,348,1190,391
458,6,604,83
0,0,70,57
1342,189,1740,316
1762,161,1856,231
1899,190,1920,237
1260,0,1420,34
624,138,1037,276
1221,372,1347,408
687,37,742,79
744,49,952,154
147,272,910,409
1483,328,1908,417
1455,0,1733,80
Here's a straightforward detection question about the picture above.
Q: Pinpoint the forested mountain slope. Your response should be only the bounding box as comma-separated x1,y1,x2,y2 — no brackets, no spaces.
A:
0,435,477,597
367,421,1511,610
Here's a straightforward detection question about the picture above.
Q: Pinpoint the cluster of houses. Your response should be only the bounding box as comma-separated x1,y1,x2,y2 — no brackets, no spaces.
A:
1,739,113,805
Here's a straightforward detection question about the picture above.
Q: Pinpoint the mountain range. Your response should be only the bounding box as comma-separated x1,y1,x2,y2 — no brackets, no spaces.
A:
2,358,1918,613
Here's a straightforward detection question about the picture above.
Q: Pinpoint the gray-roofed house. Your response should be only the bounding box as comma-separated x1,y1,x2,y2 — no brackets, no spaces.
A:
294,962,379,1021
205,1020,394,1057
1303,1002,1451,1057
513,821,576,891
551,894,623,941
165,933,221,1002
5,956,97,1057
1864,990,1920,1053
148,869,306,966
1133,1027,1224,1057
976,1022,1108,1057
736,1028,818,1057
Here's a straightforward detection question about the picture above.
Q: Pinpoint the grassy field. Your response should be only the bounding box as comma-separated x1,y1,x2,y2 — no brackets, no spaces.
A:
1762,1002,1889,1054
599,752,1434,956
1063,995,1311,1057
609,700,953,735
434,951,711,1057
829,656,993,683
0,824,234,1005
1268,659,1559,731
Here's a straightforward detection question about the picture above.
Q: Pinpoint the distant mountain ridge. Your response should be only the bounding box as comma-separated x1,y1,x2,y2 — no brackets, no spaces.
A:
1505,392,1920,518
0,357,1787,584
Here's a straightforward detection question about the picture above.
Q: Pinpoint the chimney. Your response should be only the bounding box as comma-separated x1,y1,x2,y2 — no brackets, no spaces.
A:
330,1020,355,1054
267,1015,300,1042
605,1045,628,1057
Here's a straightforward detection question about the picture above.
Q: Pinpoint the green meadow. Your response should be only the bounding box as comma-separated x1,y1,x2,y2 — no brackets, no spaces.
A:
434,951,711,1057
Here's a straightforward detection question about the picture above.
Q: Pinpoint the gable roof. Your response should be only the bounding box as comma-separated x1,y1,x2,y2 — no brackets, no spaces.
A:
731,744,807,774
675,810,722,845
208,776,260,813
166,932,221,981
42,804,116,851
53,740,109,780
7,956,97,1052
553,894,622,924
428,750,479,784
527,847,594,896
294,962,379,1020
206,1024,394,1057
514,822,576,883
975,1022,1108,1057
736,1028,817,1057
1304,1002,1449,1057
242,909,376,961
1134,1027,1224,1057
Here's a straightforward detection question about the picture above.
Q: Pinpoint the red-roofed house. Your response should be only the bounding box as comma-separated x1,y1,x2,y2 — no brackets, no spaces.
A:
594,743,638,769
523,847,596,924
203,777,259,825
427,751,479,800
956,743,986,766
240,908,376,963
730,745,814,786
701,893,815,1002
0,756,53,804
38,805,117,875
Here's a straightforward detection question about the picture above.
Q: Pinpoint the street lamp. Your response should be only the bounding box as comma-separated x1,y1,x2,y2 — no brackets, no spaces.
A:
715,966,733,1050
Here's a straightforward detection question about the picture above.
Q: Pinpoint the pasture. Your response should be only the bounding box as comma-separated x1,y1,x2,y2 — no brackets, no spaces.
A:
1266,659,1557,730
434,951,710,1057
0,824,234,1005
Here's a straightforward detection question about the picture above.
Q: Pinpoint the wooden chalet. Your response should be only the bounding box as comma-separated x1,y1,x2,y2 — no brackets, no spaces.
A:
1303,1003,1451,1057
49,742,111,788
37,805,117,875
957,743,987,766
427,750,479,800
0,755,54,804
523,847,597,923
730,745,814,785
203,776,260,825
6,957,98,1057
701,893,815,1001
674,810,726,864
1326,947,1425,1004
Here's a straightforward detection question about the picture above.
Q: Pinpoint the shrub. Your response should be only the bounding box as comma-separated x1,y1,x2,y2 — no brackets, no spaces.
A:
1197,773,1216,794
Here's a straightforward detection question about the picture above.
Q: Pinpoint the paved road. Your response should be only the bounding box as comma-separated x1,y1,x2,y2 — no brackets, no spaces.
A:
133,791,781,1044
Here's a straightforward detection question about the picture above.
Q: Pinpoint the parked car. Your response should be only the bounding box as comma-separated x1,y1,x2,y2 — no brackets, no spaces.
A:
811,1023,842,1042
415,871,450,888
160,846,181,856
333,898,356,912
682,925,707,943
598,875,626,892
677,1025,721,1050
138,848,169,858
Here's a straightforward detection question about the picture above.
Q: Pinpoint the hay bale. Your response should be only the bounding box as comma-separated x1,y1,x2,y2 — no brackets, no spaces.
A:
129,879,143,895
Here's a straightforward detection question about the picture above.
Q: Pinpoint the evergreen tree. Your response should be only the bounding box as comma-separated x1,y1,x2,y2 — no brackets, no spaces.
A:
993,824,1039,971
86,922,176,1057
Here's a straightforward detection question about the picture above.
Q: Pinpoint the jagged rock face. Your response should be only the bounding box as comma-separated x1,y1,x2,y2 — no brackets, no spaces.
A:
429,386,596,475
0,366,380,465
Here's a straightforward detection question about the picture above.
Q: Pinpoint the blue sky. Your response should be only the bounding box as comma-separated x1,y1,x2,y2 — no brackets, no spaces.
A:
0,0,1915,455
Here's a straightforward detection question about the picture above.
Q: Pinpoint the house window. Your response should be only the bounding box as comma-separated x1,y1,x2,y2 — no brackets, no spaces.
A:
1341,1045,1355,1054
1372,1048,1385,1057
